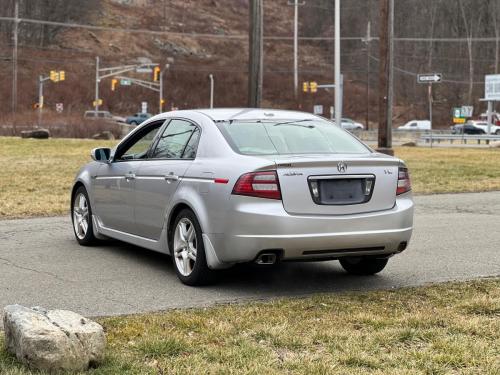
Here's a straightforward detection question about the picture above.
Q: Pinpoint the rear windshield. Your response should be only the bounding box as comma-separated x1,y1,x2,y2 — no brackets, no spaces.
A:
217,119,370,155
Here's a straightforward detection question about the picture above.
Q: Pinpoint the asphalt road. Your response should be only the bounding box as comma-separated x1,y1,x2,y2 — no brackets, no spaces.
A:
1,192,499,324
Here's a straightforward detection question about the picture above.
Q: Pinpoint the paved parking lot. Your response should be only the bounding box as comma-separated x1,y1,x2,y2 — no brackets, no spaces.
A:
1,192,499,324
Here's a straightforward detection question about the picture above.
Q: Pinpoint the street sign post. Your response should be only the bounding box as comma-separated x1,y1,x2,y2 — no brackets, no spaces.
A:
417,73,442,84
313,105,323,115
417,73,443,130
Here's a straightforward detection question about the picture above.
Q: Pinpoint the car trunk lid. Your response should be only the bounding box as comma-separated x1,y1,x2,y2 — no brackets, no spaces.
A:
274,154,400,215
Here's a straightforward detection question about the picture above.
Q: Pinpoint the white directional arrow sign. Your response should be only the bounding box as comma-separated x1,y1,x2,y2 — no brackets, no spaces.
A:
417,73,442,84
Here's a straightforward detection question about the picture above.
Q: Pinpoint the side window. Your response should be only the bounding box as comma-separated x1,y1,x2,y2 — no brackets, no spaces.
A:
182,127,201,159
410,123,417,127
151,119,199,159
116,122,163,160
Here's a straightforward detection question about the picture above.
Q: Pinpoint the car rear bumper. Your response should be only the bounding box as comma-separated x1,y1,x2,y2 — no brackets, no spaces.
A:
205,192,414,265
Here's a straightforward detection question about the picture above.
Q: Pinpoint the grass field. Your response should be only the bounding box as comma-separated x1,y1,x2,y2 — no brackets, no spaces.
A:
1,136,500,218
1,279,499,374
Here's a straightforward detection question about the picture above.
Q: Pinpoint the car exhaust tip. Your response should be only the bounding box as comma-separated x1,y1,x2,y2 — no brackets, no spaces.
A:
397,241,408,253
255,253,278,265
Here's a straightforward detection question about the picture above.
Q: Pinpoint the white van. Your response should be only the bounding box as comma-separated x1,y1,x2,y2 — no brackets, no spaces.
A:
397,120,431,131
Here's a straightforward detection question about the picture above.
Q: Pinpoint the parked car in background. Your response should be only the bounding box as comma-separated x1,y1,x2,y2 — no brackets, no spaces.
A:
397,120,431,131
479,112,500,126
126,112,152,125
71,108,413,285
450,122,486,135
84,110,125,123
466,120,500,135
337,118,364,131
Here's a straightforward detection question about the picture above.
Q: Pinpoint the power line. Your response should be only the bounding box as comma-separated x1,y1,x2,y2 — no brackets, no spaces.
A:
0,16,365,41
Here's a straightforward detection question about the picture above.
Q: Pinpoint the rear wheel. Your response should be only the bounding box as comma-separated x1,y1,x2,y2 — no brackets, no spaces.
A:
339,257,389,275
71,186,97,246
171,209,214,286
496,130,500,135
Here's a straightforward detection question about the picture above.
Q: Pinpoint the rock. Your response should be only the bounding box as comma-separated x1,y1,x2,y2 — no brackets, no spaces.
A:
20,129,50,139
3,305,106,372
401,141,417,147
92,131,115,140
490,141,500,148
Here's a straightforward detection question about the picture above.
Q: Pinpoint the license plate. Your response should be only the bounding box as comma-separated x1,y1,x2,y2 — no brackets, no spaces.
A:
309,177,374,205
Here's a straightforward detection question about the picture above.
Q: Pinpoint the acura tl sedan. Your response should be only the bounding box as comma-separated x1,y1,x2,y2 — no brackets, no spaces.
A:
71,109,414,285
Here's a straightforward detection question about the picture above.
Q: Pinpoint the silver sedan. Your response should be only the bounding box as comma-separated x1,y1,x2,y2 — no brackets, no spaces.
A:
71,109,414,285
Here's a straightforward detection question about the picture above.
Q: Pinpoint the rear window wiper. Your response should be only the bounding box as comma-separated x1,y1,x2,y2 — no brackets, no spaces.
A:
273,119,315,128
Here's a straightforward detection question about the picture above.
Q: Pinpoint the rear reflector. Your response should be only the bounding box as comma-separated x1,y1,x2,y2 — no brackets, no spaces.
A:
232,171,281,200
396,167,411,195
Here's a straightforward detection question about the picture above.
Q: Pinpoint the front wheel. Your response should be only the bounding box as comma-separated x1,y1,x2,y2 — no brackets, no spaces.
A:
171,209,214,286
339,257,389,275
71,186,97,246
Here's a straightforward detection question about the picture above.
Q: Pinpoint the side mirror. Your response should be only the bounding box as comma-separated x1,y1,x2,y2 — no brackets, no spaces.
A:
91,148,111,163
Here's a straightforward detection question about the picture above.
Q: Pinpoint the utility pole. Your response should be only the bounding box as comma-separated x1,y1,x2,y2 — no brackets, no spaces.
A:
362,19,373,130
334,0,342,128
95,56,100,112
11,0,19,129
377,0,394,154
38,75,44,127
159,72,163,113
288,0,304,100
209,74,214,108
248,0,263,108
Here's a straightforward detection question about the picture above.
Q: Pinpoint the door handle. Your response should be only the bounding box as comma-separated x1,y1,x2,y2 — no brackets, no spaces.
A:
124,172,135,180
164,173,179,182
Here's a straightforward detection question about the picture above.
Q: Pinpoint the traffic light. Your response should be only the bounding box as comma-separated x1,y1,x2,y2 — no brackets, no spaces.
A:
310,81,318,93
59,71,65,81
303,82,309,93
50,70,59,82
153,66,160,81
111,79,118,91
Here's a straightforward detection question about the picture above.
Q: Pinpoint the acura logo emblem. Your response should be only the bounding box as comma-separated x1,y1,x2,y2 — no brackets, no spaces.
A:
337,161,347,173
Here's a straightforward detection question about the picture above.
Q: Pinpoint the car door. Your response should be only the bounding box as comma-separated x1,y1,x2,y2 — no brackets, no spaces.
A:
93,121,164,234
134,119,201,240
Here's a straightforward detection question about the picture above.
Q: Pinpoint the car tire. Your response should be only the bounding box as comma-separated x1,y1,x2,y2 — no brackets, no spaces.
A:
170,209,215,286
496,130,500,135
130,121,138,126
71,186,98,246
339,257,389,275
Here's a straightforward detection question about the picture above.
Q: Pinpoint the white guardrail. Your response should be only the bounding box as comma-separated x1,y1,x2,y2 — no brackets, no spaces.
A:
420,134,500,145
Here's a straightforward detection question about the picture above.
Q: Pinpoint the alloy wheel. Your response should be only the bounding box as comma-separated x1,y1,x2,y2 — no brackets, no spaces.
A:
73,193,89,240
173,218,197,276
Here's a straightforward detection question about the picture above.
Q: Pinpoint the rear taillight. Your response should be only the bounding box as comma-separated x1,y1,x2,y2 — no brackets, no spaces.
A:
232,171,281,200
396,167,411,195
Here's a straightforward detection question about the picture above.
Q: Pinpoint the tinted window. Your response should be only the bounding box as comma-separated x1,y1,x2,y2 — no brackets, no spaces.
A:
151,119,198,159
218,120,369,155
116,123,163,160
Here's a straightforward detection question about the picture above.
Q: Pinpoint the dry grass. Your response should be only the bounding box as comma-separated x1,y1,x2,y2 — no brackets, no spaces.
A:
1,137,500,218
1,279,499,374
395,147,500,194
0,137,116,218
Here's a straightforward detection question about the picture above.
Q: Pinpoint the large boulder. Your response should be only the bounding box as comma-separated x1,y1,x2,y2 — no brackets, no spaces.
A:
3,305,106,372
20,129,50,139
490,141,500,148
